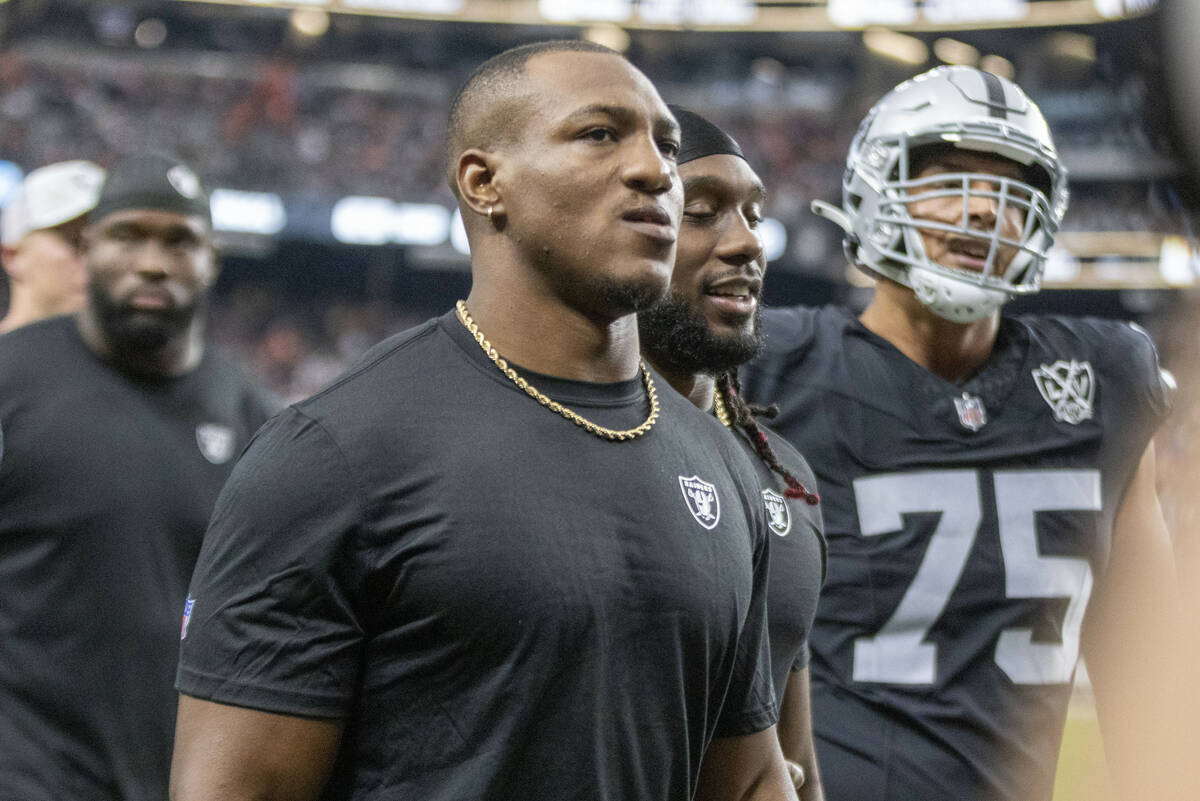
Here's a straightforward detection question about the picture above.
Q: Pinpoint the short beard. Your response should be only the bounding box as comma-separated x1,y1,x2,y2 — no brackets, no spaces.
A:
596,273,668,317
639,290,764,376
87,282,198,356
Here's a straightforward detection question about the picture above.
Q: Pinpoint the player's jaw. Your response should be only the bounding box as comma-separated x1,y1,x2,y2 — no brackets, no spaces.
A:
638,280,764,377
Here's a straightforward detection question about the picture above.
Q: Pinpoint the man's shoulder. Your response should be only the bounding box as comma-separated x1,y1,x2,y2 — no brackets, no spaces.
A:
1013,313,1162,382
0,315,81,382
1010,312,1172,431
759,304,850,355
291,316,447,418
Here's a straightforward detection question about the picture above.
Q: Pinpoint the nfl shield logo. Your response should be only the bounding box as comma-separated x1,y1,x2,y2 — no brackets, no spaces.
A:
180,596,195,640
762,489,792,536
196,423,235,465
679,475,721,530
954,393,987,432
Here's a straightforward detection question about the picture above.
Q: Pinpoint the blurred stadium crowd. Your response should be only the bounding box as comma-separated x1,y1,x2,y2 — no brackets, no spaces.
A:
0,5,1196,421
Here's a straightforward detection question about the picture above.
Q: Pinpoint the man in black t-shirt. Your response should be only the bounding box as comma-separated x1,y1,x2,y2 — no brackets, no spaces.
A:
0,153,274,801
639,107,827,801
171,41,796,801
740,67,1180,801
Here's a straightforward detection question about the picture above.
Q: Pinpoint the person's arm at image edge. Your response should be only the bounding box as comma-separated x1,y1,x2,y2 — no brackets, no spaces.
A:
1081,442,1186,801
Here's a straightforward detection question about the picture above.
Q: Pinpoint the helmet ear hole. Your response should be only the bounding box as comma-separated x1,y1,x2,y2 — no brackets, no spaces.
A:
1024,164,1053,198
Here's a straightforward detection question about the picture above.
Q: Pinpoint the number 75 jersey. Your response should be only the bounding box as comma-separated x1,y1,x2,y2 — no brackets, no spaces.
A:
741,305,1172,801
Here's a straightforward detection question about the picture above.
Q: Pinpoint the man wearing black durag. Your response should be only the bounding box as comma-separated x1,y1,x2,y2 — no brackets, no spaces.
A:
641,106,827,799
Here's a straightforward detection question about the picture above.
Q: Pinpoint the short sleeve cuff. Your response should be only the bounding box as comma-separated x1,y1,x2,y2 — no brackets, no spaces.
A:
177,664,349,720
712,700,778,739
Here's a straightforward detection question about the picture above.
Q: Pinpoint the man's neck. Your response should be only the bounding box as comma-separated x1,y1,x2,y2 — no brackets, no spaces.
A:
859,279,1000,384
464,278,644,384
0,293,46,334
76,310,205,378
645,359,715,412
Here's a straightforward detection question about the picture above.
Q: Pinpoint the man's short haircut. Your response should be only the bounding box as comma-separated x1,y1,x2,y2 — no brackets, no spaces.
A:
444,39,621,198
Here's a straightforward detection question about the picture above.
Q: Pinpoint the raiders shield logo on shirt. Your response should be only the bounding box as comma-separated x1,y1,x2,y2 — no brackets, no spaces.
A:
761,488,792,536
1032,360,1095,424
678,475,721,530
195,423,236,465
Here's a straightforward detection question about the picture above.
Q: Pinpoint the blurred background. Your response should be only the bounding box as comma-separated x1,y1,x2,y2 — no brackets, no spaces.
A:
0,1,1197,798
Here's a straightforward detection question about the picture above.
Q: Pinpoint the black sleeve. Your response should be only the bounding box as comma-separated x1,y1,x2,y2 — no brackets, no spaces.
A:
1124,322,1174,425
713,512,778,738
176,407,366,719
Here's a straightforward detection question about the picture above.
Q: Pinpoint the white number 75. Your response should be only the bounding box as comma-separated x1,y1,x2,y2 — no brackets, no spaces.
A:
850,469,1101,686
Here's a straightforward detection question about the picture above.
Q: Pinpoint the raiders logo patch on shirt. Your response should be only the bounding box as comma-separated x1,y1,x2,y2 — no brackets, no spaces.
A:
679,475,720,530
761,488,792,536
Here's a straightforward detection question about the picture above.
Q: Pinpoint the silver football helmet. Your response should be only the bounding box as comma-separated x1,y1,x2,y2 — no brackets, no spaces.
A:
813,66,1069,322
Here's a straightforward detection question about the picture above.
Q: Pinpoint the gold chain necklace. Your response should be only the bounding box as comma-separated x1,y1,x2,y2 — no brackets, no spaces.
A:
455,300,660,442
712,386,733,428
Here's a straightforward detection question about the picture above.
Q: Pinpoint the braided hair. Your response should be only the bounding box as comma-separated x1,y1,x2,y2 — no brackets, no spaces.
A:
716,371,820,506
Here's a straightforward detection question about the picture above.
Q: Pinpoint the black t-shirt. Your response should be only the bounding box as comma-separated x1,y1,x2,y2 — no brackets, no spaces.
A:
728,422,825,703
741,306,1170,801
0,315,274,801
177,309,776,801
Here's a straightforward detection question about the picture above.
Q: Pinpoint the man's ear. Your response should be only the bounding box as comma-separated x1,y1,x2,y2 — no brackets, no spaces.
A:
1,245,22,281
456,149,505,223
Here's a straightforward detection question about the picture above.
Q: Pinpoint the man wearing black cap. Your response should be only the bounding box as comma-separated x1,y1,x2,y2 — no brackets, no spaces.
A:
640,107,827,800
0,152,274,801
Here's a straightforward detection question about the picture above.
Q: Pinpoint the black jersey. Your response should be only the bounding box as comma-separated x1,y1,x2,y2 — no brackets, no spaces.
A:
0,315,273,801
741,305,1170,801
729,423,825,703
178,309,776,801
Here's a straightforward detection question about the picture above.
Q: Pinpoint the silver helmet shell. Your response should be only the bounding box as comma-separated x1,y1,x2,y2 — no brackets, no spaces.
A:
821,66,1069,322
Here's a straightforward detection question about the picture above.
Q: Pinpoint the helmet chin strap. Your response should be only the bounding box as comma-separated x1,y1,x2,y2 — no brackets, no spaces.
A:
908,265,1008,323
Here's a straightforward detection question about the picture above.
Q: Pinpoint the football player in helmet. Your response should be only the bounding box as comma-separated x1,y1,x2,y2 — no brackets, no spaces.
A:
741,66,1180,801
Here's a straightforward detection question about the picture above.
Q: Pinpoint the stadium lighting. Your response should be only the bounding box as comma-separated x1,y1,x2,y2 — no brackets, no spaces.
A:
342,0,464,12
761,218,787,262
923,0,1027,24
332,196,394,246
978,55,1016,79
863,27,928,66
638,0,756,25
331,197,452,246
291,8,331,37
393,203,452,246
1050,31,1096,62
1159,235,1196,286
0,162,23,207
210,189,287,236
828,0,916,27
933,38,980,67
539,0,631,23
581,24,631,53
134,18,168,49
450,209,470,256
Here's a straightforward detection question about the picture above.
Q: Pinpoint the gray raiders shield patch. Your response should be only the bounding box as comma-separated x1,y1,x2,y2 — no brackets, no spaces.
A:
761,488,792,536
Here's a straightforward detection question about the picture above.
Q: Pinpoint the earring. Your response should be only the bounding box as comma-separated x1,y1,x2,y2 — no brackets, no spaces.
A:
487,205,495,224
